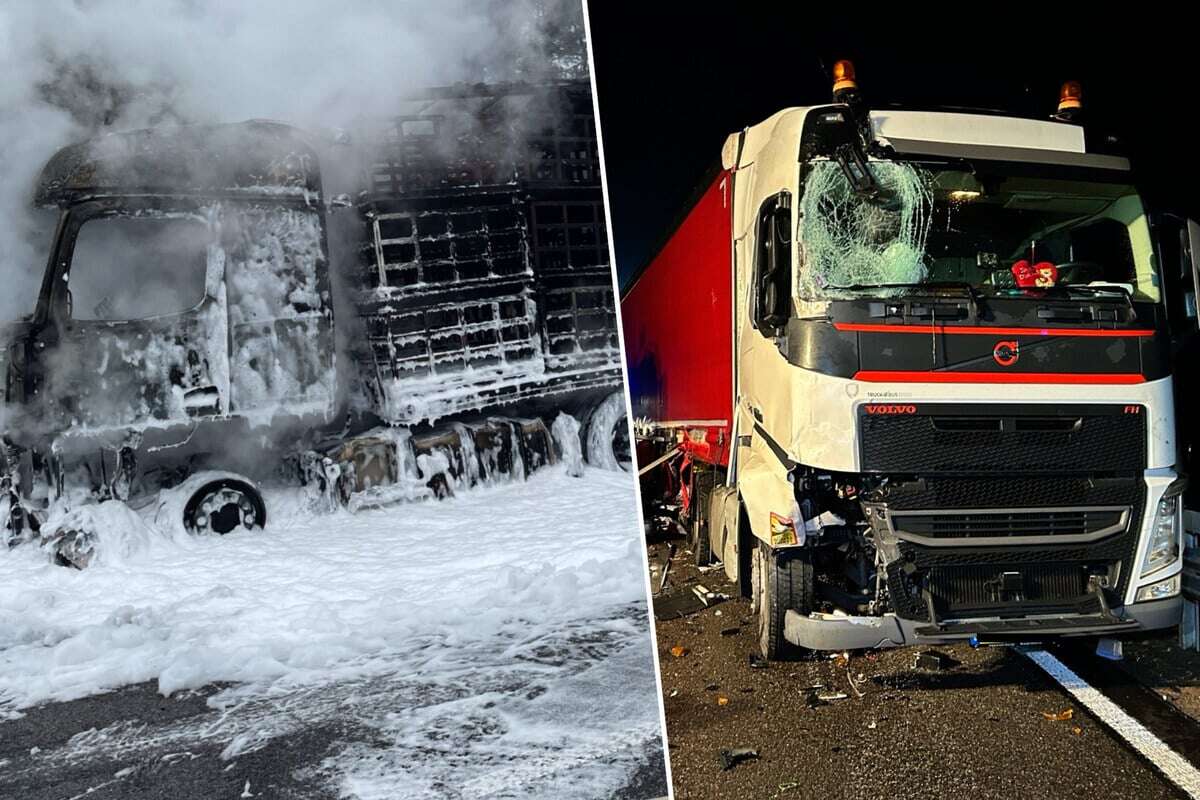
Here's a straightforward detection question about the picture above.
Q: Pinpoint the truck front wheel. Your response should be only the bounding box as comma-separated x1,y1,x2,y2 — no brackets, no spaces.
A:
752,541,814,660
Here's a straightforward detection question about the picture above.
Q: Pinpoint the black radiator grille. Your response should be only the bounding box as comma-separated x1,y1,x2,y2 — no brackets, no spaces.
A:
891,507,1128,541
860,404,1146,474
882,477,1146,621
929,564,1100,616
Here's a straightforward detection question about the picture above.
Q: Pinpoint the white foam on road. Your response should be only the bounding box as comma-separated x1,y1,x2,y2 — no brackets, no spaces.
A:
0,466,663,798
1022,647,1200,798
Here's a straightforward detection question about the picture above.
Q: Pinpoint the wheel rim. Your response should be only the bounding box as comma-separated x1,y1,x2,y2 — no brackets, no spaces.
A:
185,482,265,534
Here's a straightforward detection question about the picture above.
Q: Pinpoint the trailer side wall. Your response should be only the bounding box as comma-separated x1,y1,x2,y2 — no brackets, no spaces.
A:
621,170,733,462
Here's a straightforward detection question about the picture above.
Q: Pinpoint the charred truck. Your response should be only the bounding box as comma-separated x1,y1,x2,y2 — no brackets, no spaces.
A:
624,63,1198,657
1,81,627,562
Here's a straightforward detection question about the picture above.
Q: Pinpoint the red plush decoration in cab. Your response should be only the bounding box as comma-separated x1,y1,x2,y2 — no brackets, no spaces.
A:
1011,260,1058,289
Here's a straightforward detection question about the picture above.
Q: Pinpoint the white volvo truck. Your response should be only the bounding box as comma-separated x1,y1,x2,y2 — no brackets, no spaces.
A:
624,65,1197,657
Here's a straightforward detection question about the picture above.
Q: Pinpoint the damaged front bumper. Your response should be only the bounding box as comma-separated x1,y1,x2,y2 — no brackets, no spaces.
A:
783,597,1182,651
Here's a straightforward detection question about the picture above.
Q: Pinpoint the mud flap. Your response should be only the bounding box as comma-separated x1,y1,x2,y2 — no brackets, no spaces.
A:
708,484,739,582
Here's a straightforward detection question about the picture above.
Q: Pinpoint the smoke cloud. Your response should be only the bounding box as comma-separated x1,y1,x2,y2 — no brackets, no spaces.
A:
0,0,587,322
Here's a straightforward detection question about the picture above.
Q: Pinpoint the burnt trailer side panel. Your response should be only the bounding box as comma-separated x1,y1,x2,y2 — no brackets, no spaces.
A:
347,82,622,428
621,169,734,465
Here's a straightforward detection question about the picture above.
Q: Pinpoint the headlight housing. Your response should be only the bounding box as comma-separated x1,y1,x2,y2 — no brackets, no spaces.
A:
1135,574,1181,602
1141,483,1184,577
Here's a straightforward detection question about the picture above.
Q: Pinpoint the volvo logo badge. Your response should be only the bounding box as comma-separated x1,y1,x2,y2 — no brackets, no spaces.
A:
993,340,1019,367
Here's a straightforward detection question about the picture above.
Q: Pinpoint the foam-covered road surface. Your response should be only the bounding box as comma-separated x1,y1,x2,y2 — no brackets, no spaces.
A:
0,602,666,799
0,468,667,798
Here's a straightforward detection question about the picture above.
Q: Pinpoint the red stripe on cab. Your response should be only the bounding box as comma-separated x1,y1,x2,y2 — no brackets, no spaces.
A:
834,322,1155,338
852,371,1145,385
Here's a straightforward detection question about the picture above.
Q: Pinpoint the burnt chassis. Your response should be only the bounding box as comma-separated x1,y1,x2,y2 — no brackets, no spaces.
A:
2,107,626,542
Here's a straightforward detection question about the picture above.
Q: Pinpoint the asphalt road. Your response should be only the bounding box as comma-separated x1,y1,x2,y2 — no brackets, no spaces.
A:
0,685,667,800
0,604,669,800
649,535,1197,800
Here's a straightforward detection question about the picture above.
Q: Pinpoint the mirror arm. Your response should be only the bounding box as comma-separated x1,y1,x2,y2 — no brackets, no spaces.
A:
834,143,883,200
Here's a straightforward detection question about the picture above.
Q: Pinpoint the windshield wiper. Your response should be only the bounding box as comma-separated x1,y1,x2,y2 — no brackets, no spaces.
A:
831,281,976,293
828,282,981,320
1035,284,1138,323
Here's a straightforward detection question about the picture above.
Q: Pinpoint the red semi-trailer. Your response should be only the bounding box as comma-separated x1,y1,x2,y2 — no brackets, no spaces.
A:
623,170,733,541
624,170,733,441
623,64,1199,658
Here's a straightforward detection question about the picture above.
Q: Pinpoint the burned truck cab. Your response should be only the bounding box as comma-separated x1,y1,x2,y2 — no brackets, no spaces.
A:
3,122,336,515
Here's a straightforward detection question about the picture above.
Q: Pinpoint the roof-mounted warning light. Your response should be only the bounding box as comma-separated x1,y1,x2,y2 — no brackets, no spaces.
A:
832,59,858,103
1055,80,1083,122
830,58,876,153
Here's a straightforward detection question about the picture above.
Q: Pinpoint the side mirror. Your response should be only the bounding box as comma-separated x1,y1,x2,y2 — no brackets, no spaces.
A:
1186,220,1200,319
754,194,792,334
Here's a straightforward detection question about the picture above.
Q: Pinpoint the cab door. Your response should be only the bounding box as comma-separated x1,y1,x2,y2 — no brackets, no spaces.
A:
218,203,336,421
36,201,232,432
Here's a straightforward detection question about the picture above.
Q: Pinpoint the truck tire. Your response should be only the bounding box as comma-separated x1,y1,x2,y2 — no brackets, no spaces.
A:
690,467,714,565
585,390,631,471
752,541,814,660
183,477,267,534
155,471,267,536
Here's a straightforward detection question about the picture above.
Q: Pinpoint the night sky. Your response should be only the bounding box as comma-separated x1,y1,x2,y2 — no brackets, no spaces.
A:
587,10,1197,289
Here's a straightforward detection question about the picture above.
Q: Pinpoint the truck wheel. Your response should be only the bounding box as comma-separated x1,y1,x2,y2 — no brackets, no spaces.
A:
752,541,814,660
183,477,266,535
690,468,714,566
585,390,631,471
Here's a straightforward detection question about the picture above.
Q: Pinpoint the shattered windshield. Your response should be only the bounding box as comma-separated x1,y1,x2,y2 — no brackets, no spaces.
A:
69,215,211,321
797,159,1158,302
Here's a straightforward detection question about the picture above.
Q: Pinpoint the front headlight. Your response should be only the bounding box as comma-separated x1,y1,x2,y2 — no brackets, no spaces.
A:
1141,489,1183,577
1135,574,1181,602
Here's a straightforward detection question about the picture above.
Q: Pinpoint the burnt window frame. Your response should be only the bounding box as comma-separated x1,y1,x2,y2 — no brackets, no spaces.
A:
45,198,216,325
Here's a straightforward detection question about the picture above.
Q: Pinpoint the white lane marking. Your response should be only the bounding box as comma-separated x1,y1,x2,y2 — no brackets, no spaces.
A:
1022,647,1200,798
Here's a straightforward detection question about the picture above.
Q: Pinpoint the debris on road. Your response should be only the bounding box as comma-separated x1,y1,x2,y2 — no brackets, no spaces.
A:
846,669,866,698
717,696,730,706
1042,708,1075,722
692,584,725,607
670,645,689,658
659,544,675,592
806,689,850,708
654,589,707,620
718,747,759,771
720,626,741,637
914,649,960,671
1096,638,1124,661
